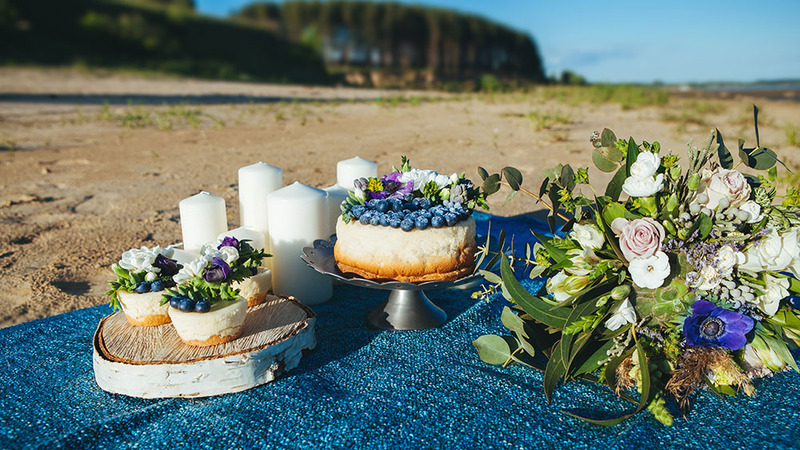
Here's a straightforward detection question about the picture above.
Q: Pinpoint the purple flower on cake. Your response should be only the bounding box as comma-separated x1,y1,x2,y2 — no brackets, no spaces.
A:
218,236,240,250
203,257,232,283
153,254,179,277
369,171,412,200
683,300,754,350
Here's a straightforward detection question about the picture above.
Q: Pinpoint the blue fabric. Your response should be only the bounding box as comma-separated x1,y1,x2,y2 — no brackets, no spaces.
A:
1,213,799,449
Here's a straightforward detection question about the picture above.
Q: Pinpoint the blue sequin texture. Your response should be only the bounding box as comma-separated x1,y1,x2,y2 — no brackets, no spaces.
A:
0,212,799,449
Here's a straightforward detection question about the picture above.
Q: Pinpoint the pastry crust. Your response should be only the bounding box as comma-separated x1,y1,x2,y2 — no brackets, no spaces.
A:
234,267,272,307
118,290,171,327
168,298,247,347
334,216,476,282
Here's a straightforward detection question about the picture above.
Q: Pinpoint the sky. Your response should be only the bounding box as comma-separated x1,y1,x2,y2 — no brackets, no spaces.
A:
196,0,800,84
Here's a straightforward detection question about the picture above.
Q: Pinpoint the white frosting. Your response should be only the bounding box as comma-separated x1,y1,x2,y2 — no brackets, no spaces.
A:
118,290,169,320
233,267,272,301
335,216,476,269
168,298,247,341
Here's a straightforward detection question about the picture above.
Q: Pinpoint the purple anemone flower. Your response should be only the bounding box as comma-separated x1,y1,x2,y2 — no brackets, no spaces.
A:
153,254,179,277
218,236,240,250
374,172,413,200
683,300,754,350
203,257,231,283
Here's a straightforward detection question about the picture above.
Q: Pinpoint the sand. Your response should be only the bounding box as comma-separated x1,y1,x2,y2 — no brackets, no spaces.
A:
1,67,799,328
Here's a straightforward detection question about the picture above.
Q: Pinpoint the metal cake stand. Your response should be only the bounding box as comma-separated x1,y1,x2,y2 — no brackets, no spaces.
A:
301,236,481,331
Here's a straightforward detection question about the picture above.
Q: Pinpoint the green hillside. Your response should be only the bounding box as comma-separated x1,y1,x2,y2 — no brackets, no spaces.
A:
1,0,329,83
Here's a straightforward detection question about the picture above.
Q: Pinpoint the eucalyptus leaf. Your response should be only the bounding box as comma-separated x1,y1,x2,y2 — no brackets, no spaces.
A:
543,343,566,403
561,165,575,191
715,128,734,169
601,128,617,147
539,178,549,201
502,167,523,191
503,189,517,206
473,334,514,366
483,174,502,196
500,255,568,328
605,165,627,202
477,166,489,181
625,137,638,177
593,149,618,173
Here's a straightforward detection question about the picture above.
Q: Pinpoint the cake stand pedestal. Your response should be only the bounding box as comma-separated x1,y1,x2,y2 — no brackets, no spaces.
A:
301,237,481,331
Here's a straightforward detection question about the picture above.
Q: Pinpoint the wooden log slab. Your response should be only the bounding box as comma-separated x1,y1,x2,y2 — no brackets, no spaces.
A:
93,295,316,398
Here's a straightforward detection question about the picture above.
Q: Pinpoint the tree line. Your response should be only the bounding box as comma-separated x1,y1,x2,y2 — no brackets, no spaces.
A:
236,1,546,82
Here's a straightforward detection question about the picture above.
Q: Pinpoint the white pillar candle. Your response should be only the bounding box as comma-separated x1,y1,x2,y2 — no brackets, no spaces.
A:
238,162,282,232
337,156,377,191
268,182,332,305
323,184,350,234
179,191,228,254
217,226,266,252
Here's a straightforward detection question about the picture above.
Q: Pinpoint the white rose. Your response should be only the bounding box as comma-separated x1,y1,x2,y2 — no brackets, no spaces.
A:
433,173,452,188
716,245,745,276
739,200,763,223
696,168,751,210
217,246,239,264
739,229,796,272
754,275,790,316
622,173,664,198
689,265,720,291
782,228,800,277
571,223,605,250
173,256,209,285
605,298,637,331
449,173,460,184
628,251,670,289
118,247,157,273
629,152,660,179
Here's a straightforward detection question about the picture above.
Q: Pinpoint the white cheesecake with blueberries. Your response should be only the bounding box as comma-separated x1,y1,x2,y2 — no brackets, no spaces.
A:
334,158,485,282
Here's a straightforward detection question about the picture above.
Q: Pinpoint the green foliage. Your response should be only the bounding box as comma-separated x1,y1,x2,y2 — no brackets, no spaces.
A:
4,0,328,83
537,84,670,109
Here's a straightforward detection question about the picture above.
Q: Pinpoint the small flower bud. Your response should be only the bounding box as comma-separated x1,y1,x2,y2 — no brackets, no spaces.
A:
687,173,701,191
695,193,709,204
145,272,157,282
611,285,631,300
717,197,730,210
666,193,679,212
701,207,712,216
689,203,702,215
670,166,682,180
737,210,751,222
662,220,677,235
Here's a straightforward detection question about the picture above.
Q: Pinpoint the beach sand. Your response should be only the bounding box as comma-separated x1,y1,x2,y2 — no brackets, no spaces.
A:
1,67,799,328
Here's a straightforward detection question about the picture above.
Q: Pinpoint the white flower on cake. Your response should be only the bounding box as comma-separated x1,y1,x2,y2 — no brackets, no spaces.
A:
739,228,798,273
202,244,239,265
622,152,664,198
752,275,790,316
118,245,174,273
174,256,209,285
628,252,670,289
694,168,751,211
570,223,604,250
605,298,637,331
397,169,455,191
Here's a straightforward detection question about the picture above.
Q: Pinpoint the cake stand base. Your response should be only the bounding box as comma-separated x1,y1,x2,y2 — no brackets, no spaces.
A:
367,289,446,330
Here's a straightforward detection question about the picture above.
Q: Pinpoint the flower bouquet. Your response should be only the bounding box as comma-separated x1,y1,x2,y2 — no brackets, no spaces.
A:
105,245,181,326
474,107,800,425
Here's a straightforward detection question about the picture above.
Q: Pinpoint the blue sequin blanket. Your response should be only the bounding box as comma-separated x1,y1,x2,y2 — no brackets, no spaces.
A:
1,213,798,449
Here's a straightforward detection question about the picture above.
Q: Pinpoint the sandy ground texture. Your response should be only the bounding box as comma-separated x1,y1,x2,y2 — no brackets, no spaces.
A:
1,67,799,328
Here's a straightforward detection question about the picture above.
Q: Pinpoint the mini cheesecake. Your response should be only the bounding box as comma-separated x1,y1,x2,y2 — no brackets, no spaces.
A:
118,290,171,326
168,298,248,347
233,267,272,307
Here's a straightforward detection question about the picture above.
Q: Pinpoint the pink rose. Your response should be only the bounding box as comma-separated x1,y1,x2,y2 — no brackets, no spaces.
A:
695,168,751,210
611,217,665,262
